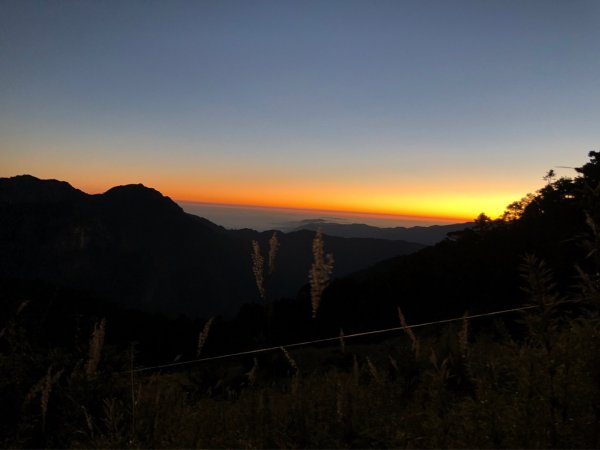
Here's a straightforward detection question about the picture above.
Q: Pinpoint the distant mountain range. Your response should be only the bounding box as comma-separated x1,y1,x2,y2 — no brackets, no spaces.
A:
0,175,429,318
285,219,473,245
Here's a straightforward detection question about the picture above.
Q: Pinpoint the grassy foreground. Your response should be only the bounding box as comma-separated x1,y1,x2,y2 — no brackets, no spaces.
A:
2,260,600,448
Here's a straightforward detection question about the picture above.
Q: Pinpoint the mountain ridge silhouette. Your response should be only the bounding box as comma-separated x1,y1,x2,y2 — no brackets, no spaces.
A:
286,220,473,245
0,175,427,317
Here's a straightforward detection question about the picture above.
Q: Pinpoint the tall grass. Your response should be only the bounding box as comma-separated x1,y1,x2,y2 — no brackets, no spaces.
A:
309,230,334,318
2,268,599,448
251,232,280,300
251,240,266,299
196,317,214,357
85,318,105,378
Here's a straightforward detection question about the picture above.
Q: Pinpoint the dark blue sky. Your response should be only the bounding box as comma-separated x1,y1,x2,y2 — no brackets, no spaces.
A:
1,0,599,220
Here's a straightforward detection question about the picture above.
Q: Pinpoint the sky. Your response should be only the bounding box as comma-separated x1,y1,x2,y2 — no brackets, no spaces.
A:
1,0,599,226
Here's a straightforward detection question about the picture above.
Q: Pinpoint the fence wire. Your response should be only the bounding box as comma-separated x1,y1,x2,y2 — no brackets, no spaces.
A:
124,305,537,374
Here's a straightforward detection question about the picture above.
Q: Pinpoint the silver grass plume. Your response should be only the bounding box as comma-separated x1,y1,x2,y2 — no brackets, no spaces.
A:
458,312,469,358
246,358,259,386
85,318,105,378
251,240,266,299
339,328,346,354
281,346,298,374
398,307,420,357
366,357,383,385
26,367,63,432
309,229,334,318
268,231,279,275
196,317,214,357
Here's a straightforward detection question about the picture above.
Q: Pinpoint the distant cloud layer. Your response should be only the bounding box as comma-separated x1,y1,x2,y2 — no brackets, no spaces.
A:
178,201,457,231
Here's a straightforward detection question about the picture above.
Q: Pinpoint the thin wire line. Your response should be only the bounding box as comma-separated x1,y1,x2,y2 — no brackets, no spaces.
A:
124,305,537,374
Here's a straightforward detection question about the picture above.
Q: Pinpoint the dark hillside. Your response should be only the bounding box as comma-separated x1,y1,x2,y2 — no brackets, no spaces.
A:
314,155,595,333
0,176,424,318
289,220,474,245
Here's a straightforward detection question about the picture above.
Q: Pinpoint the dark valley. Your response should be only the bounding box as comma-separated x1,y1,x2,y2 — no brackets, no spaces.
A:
0,175,427,318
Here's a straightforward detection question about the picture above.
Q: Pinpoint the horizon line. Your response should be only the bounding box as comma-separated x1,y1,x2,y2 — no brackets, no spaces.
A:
0,173,476,224
175,198,473,224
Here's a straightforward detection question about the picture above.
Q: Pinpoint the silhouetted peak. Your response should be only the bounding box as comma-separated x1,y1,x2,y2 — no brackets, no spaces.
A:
100,183,183,215
103,183,162,199
0,174,85,204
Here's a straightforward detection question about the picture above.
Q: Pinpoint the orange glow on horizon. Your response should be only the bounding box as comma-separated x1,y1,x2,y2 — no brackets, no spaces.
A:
157,177,526,222
16,168,532,224
175,198,471,223
167,188,518,223
70,179,525,223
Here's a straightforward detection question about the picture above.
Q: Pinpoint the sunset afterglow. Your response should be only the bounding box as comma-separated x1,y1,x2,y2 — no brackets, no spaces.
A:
1,1,597,226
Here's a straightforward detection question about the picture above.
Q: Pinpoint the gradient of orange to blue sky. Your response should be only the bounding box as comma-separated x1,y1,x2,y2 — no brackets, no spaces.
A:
1,1,599,225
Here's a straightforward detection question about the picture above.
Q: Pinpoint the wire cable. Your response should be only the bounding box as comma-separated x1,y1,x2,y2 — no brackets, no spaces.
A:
123,304,537,374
